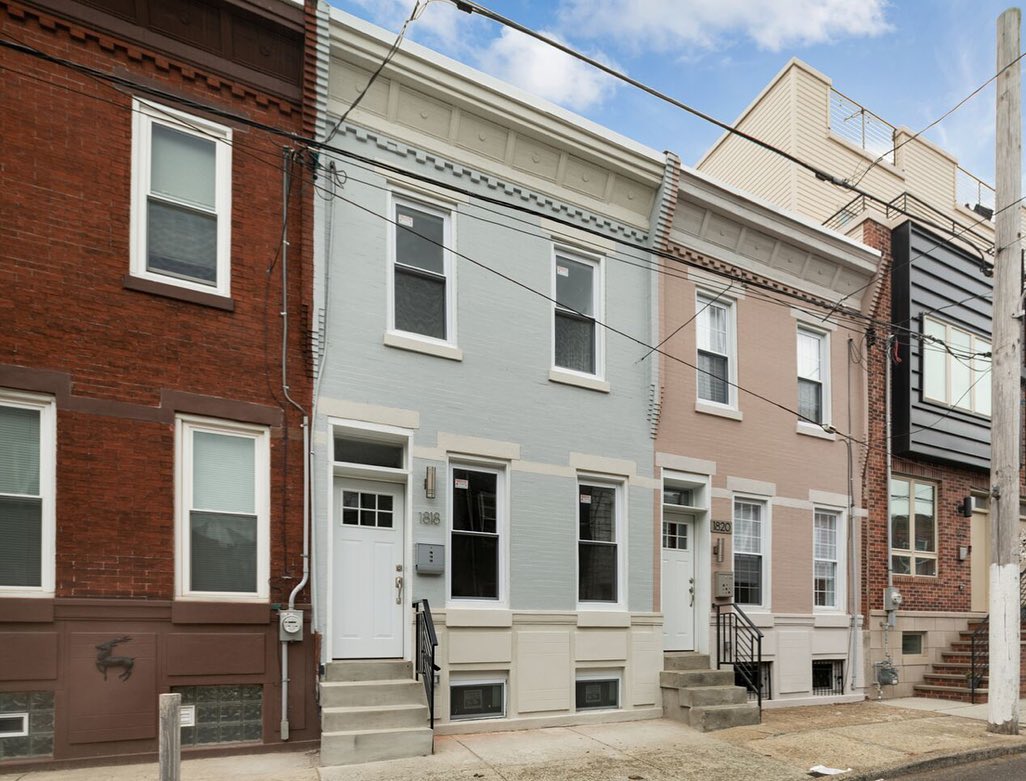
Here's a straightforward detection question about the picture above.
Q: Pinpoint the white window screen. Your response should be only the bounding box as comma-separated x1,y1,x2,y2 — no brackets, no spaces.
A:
190,430,258,593
0,405,42,587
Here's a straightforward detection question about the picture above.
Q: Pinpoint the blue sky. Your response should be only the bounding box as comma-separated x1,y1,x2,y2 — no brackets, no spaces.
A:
330,1,1020,186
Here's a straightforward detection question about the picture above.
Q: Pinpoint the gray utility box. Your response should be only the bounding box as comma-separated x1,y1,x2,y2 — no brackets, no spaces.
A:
715,572,734,598
416,543,444,574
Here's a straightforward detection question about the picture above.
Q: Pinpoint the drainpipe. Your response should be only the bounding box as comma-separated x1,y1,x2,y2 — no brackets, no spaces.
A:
278,148,311,742
880,333,895,696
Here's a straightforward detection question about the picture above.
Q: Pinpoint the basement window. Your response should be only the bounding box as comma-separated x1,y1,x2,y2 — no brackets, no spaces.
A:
811,660,845,696
450,679,505,721
173,685,262,745
0,713,27,738
733,661,772,702
575,673,620,711
902,632,925,656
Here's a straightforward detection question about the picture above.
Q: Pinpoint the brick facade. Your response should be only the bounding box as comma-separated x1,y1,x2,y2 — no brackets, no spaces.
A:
0,0,316,764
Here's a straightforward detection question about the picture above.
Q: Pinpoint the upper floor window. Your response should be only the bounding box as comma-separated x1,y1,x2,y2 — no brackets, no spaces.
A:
890,477,936,577
131,99,232,297
176,417,269,600
797,327,830,425
553,251,603,377
921,317,991,416
389,195,455,344
0,391,56,595
696,293,736,407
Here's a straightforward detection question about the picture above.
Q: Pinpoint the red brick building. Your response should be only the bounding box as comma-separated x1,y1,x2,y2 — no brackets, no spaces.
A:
0,0,318,765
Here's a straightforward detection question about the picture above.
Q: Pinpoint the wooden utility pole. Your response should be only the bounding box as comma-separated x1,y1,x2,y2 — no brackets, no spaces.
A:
158,693,182,781
988,5,1022,736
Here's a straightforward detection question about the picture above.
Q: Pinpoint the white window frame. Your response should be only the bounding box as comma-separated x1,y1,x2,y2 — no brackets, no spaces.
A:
889,476,938,578
575,476,626,610
813,507,845,612
0,389,56,598
175,415,270,601
0,712,29,738
574,669,622,711
448,674,507,721
445,459,509,608
386,191,458,350
695,290,738,410
130,99,232,298
921,316,991,416
797,325,831,428
551,248,605,381
732,495,771,610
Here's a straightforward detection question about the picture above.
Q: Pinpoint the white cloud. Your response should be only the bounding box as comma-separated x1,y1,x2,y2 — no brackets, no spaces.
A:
475,27,620,112
558,0,891,53
347,0,469,50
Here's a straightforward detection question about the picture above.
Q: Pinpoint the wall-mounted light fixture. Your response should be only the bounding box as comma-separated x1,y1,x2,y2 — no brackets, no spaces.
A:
713,538,724,563
424,466,436,499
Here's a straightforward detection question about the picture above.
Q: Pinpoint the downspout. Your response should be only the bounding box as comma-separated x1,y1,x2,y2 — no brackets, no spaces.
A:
279,147,311,742
846,338,859,692
879,334,895,699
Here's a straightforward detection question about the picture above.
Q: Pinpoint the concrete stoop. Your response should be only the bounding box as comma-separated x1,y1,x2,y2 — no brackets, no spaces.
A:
660,652,760,731
319,660,433,766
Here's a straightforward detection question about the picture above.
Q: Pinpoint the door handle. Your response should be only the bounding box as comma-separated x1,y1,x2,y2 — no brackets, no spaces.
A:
689,577,695,607
395,575,404,605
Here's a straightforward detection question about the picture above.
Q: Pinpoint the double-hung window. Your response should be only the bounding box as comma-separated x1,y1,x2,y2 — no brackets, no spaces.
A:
554,252,602,377
733,498,766,606
450,466,503,601
921,317,991,415
696,293,735,406
176,417,269,600
0,391,55,594
797,327,829,425
131,99,232,297
578,481,621,604
890,477,936,576
390,196,454,343
813,510,840,609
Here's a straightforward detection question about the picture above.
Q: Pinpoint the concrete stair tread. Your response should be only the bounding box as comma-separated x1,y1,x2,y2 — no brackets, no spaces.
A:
323,726,433,737
323,703,427,713
320,725,433,767
323,660,414,682
914,684,987,694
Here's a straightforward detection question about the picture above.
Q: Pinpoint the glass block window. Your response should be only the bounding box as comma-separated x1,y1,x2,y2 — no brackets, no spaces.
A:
450,680,505,720
733,499,765,605
811,660,844,696
0,691,54,759
174,685,263,745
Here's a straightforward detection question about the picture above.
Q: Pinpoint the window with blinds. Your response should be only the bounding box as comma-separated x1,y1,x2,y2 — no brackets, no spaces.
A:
0,402,44,589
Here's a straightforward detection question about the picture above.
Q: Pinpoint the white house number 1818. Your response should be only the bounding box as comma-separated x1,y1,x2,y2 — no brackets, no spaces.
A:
419,511,441,525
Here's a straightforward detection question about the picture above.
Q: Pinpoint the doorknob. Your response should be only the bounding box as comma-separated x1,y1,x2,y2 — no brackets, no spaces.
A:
689,577,695,607
395,575,404,605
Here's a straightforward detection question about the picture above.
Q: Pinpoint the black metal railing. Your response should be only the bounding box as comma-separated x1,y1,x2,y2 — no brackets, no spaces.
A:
715,602,764,711
968,568,1026,704
414,599,440,730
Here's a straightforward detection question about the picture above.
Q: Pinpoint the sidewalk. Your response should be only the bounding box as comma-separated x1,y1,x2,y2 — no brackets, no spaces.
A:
9,700,1026,781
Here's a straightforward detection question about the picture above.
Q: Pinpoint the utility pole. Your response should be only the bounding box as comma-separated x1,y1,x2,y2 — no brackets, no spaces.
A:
989,5,1022,736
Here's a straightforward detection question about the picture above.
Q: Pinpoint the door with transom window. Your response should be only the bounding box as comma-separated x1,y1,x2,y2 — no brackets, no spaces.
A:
332,479,405,658
662,514,695,651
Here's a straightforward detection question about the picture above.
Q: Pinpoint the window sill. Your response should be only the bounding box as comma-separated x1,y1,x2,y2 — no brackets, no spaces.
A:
384,332,463,361
695,401,743,421
123,275,234,311
549,369,610,393
796,421,837,440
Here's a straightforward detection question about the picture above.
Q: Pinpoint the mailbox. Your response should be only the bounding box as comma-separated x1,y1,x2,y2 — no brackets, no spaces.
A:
715,571,734,599
416,543,444,574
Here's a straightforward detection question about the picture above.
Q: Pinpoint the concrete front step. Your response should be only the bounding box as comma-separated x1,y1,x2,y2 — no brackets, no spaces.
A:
689,703,761,731
323,660,414,682
660,669,735,689
320,726,434,767
663,652,713,671
320,678,426,707
913,684,987,701
678,685,748,707
322,703,429,732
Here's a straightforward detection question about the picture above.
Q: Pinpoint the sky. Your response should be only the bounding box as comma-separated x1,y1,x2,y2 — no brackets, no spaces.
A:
328,1,1022,187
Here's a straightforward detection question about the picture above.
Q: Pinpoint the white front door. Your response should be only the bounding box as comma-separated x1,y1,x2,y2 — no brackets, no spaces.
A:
332,479,405,658
662,514,695,651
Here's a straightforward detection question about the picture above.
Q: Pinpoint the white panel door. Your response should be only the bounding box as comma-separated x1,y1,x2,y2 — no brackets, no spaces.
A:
661,515,695,651
333,479,405,658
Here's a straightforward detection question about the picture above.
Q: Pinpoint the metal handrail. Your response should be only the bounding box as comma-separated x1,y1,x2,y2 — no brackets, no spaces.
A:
714,602,764,710
414,599,440,731
968,568,1026,704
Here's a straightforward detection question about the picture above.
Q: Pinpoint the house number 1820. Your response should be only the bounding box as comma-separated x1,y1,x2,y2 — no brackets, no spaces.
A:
419,512,441,525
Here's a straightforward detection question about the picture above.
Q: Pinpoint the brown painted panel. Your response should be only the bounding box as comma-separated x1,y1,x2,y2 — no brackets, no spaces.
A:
148,0,222,52
68,633,157,744
0,597,55,622
0,632,58,680
166,633,265,676
170,600,271,624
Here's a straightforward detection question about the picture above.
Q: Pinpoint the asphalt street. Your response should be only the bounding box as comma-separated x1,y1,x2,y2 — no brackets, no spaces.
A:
889,753,1026,781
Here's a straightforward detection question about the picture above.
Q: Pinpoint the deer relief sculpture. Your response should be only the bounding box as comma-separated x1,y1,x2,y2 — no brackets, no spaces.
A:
95,636,134,682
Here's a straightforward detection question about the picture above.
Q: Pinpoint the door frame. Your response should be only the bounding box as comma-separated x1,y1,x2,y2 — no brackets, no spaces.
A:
661,468,711,655
326,417,414,662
